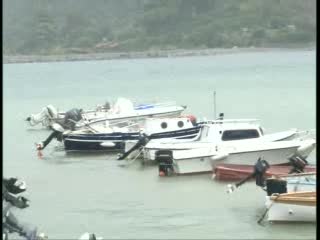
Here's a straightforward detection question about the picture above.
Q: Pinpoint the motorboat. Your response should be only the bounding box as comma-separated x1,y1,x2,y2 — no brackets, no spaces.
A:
132,118,308,161
264,175,316,222
36,117,200,152
265,191,316,222
26,98,186,129
156,138,316,175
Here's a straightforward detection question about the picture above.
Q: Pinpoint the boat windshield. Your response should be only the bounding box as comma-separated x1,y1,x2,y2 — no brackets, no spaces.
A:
221,129,260,141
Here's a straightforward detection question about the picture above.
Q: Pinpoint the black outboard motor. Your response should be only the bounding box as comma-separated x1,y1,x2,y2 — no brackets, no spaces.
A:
117,133,150,160
217,113,224,120
288,155,308,174
254,158,270,187
265,178,287,196
63,108,83,130
2,178,44,240
230,158,270,190
157,150,175,176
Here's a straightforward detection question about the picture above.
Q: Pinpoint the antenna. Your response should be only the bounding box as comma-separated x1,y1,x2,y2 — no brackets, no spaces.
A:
213,90,216,119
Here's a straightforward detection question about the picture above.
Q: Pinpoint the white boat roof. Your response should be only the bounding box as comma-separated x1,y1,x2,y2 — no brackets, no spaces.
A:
199,119,261,130
200,119,260,124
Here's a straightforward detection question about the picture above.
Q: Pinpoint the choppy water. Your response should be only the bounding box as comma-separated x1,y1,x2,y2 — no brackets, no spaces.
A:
3,50,316,239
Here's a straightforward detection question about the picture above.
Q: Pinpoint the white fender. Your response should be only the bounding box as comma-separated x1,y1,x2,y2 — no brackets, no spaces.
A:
100,142,116,147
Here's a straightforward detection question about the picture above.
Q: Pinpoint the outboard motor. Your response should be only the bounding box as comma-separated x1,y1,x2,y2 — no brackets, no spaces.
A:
62,108,83,130
104,102,111,111
26,105,59,127
265,178,287,196
288,155,308,173
79,232,101,240
254,158,270,187
157,150,175,176
217,113,224,120
117,133,149,160
3,178,47,240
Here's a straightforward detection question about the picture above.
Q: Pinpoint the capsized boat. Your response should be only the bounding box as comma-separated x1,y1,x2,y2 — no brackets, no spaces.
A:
26,98,186,129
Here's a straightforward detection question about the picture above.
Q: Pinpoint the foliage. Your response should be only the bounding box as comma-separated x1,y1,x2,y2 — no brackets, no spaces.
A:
3,0,316,55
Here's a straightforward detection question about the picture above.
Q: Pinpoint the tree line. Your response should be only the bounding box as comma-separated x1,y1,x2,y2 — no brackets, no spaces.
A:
3,0,316,55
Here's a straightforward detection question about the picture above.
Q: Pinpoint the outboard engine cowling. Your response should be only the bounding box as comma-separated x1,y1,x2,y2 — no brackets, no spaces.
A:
157,150,175,176
266,178,287,196
63,108,83,130
289,155,308,173
254,158,270,187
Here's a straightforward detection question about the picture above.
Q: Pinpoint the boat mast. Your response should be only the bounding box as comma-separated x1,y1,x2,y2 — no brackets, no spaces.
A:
213,90,216,119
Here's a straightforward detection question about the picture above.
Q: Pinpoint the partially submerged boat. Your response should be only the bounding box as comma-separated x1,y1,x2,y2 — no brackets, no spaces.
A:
26,98,186,129
213,155,317,181
36,117,200,152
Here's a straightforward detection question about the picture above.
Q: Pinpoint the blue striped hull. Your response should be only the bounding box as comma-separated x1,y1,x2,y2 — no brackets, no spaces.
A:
63,126,201,151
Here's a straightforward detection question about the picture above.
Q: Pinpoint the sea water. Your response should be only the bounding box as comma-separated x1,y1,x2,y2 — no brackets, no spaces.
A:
3,50,316,239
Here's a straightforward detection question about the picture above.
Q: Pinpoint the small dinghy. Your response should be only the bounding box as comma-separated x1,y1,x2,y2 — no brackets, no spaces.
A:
265,189,316,222
226,159,316,223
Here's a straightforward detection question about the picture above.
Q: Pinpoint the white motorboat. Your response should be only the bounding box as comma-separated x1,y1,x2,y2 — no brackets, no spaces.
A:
137,118,312,161
156,138,316,175
26,98,186,129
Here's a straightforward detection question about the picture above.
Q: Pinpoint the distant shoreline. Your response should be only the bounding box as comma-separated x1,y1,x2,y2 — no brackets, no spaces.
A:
3,46,315,64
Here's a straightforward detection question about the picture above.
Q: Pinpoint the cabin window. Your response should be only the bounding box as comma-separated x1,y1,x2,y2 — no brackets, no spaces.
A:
177,121,184,128
221,129,260,141
161,122,168,129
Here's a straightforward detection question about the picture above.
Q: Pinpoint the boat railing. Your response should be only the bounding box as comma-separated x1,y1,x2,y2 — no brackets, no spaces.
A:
274,172,316,178
198,119,260,125
295,129,316,140
134,101,179,109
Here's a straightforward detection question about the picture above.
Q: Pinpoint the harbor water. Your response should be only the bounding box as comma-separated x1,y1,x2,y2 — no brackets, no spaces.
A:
3,50,316,239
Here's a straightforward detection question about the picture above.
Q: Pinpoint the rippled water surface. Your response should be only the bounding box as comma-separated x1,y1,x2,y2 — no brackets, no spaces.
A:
3,50,316,239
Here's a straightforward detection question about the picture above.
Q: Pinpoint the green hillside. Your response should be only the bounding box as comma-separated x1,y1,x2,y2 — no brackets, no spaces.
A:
3,0,316,55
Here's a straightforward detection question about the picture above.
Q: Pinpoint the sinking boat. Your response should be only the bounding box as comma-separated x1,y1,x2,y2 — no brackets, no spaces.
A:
36,117,200,152
213,155,317,181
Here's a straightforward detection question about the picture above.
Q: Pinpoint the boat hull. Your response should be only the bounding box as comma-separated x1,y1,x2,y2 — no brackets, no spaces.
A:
213,164,317,181
168,145,300,175
266,195,316,222
63,126,201,151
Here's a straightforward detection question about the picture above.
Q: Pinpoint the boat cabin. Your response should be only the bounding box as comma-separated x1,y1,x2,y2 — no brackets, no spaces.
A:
198,119,264,142
143,117,195,135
